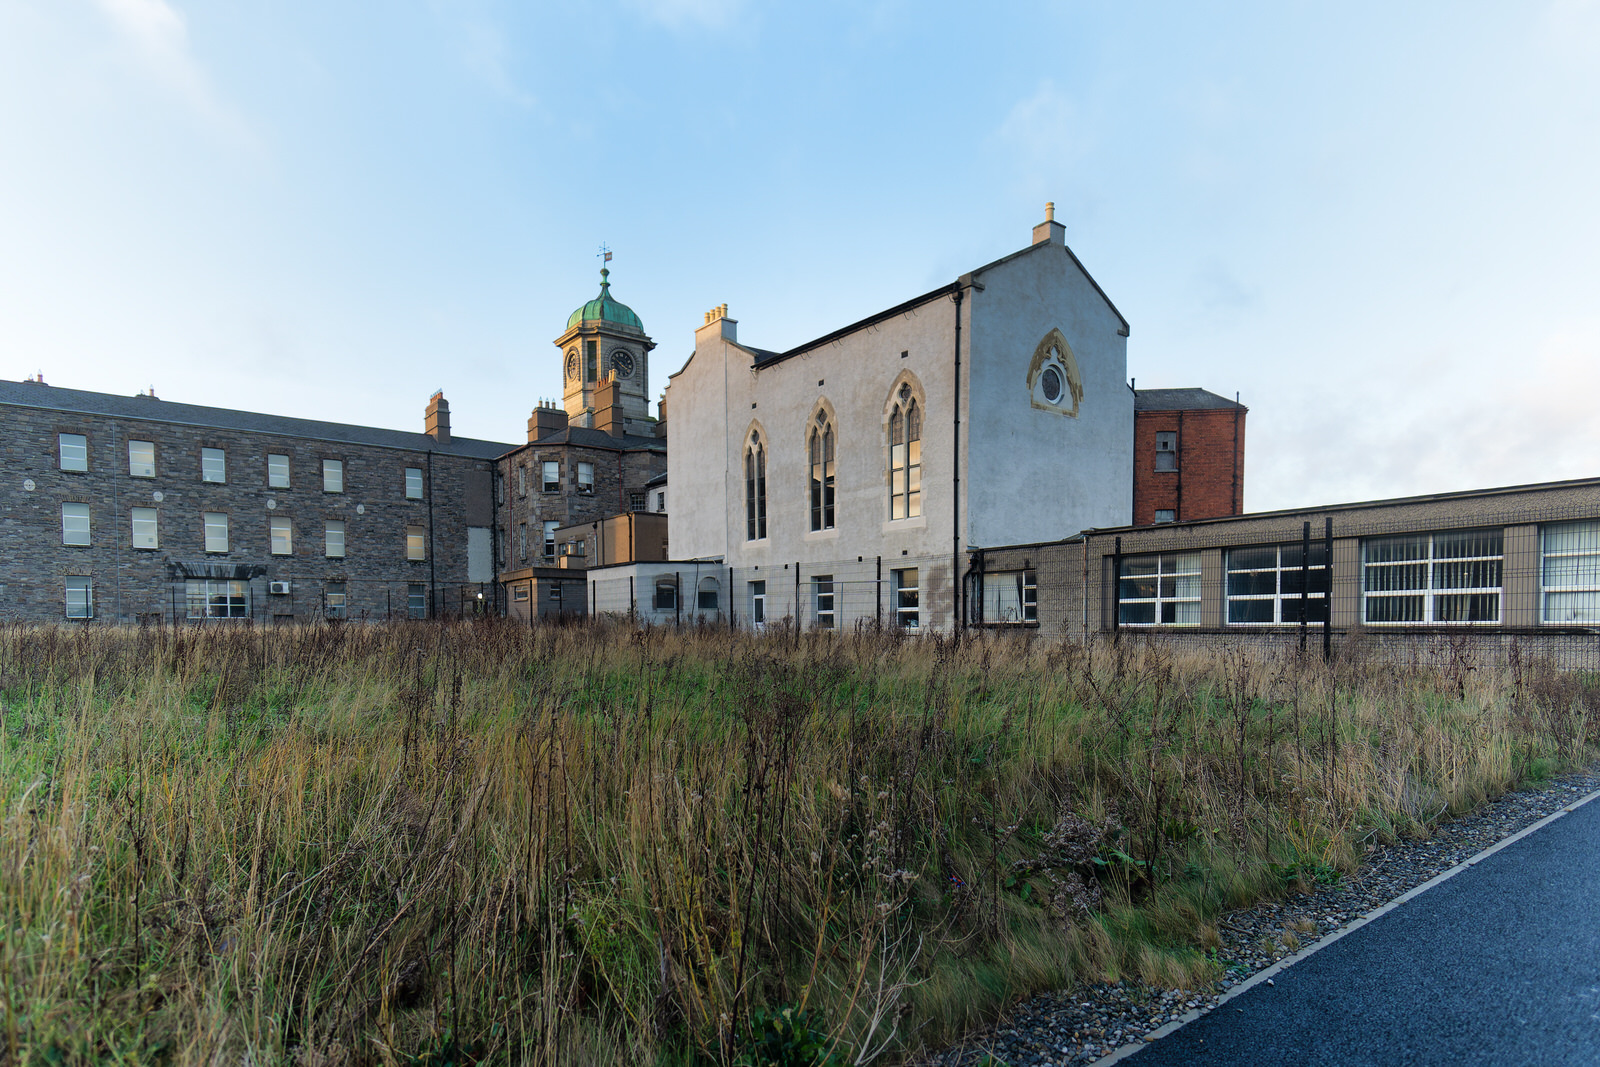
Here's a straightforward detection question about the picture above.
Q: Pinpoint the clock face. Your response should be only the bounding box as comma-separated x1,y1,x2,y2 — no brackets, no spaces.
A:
611,351,635,378
565,350,579,381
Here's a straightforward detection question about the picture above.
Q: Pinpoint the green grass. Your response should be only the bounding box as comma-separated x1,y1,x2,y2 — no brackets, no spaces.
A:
0,621,1594,1066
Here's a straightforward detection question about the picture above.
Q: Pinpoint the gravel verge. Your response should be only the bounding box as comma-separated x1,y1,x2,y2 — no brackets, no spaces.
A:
918,766,1600,1067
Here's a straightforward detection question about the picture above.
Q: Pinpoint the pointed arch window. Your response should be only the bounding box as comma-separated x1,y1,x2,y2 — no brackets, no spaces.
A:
889,384,922,520
809,412,835,531
745,431,767,541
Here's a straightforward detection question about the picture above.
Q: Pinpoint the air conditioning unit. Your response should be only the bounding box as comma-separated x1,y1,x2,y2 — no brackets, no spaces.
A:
269,581,291,595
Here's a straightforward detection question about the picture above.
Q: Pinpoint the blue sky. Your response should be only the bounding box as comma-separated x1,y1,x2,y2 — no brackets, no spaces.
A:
2,0,1597,512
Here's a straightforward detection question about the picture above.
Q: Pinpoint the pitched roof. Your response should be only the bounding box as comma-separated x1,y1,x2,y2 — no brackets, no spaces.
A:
525,424,666,453
1133,388,1245,412
0,380,516,460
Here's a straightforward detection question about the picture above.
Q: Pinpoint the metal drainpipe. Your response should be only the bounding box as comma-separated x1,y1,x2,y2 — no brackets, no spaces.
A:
952,286,964,634
426,450,437,619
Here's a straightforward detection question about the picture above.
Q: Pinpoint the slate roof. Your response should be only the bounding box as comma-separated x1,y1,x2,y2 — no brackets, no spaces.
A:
0,379,517,460
1133,388,1245,412
525,425,666,453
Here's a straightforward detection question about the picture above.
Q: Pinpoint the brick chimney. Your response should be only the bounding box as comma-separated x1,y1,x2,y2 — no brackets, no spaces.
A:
528,400,569,443
594,373,625,438
654,393,667,439
1032,201,1065,247
425,391,451,445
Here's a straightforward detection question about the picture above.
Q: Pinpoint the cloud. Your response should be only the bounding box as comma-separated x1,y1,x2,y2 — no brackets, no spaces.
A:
92,0,256,149
622,0,745,32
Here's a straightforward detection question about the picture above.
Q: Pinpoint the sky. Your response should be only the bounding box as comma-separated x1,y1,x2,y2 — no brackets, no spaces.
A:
1,0,1597,513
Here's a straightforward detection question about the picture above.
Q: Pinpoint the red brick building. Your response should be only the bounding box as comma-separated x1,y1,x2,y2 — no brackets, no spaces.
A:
1132,388,1246,525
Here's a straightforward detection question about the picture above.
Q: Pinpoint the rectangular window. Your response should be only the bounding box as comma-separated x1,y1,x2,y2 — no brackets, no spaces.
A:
324,581,347,619
577,461,594,494
1154,509,1176,523
981,570,1037,624
656,491,666,513
813,575,835,629
65,577,93,619
325,520,346,558
630,492,647,512
59,433,88,472
1154,431,1178,472
698,579,719,611
202,447,226,483
549,583,563,603
405,466,424,499
542,460,560,493
512,585,530,603
749,580,766,626
1226,544,1330,625
406,525,426,561
408,583,427,619
518,522,528,561
518,465,527,497
543,520,559,558
268,454,290,488
584,339,598,381
62,503,91,546
1362,531,1501,624
323,459,343,493
1542,521,1600,624
1119,553,1200,625
892,568,919,629
186,579,249,619
204,512,229,553
131,507,158,550
654,578,678,611
270,516,293,556
128,440,155,478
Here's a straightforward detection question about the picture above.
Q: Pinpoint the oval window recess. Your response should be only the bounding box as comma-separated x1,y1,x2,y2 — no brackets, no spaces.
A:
1041,366,1064,404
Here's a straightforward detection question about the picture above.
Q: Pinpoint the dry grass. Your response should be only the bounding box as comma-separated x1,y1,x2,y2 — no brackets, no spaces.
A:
0,621,1594,1066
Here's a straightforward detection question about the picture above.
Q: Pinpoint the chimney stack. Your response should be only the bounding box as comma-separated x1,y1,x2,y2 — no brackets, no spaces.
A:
654,393,668,438
528,400,569,443
594,373,625,438
1032,201,1065,247
425,391,451,445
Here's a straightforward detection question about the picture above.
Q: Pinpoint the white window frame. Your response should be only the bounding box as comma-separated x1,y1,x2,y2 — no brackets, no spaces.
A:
577,461,594,494
270,516,293,556
1118,552,1200,626
1540,521,1600,624
407,583,427,619
186,579,248,619
518,522,528,562
325,520,346,559
405,466,424,499
62,503,91,546
406,525,426,561
1226,544,1330,625
128,440,155,478
1154,432,1178,472
1362,531,1502,625
981,570,1037,625
65,576,93,619
324,582,347,619
131,507,158,550
204,512,229,554
1154,509,1176,524
202,447,226,484
654,578,678,611
59,433,88,472
543,520,559,558
749,580,766,627
892,568,919,629
268,454,291,488
888,388,921,520
813,574,835,629
322,459,344,494
542,460,560,493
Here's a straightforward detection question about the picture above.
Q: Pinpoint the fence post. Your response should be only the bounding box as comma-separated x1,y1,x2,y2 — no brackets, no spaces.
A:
795,562,802,630
675,571,681,627
876,556,882,626
629,575,636,621
1300,520,1311,654
728,565,735,627
1323,516,1333,662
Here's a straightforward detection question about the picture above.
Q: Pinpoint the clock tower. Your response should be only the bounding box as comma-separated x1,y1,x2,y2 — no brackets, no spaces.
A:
555,266,655,434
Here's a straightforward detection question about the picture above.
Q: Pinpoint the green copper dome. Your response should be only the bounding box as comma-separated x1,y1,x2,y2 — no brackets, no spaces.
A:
566,268,643,332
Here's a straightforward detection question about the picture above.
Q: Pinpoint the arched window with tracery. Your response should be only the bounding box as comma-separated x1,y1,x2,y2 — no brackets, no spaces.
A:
745,431,767,540
888,384,922,519
808,412,835,531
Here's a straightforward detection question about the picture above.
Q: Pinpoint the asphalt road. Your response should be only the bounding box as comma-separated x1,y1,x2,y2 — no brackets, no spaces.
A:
1124,794,1600,1067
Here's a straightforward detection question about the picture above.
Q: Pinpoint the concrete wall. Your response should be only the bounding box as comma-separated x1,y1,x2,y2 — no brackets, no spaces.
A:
964,238,1132,548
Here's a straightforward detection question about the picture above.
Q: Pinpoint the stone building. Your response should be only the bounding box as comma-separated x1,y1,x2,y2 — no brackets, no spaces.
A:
1132,388,1247,525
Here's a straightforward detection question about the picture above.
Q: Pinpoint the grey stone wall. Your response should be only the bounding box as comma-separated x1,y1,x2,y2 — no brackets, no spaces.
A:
496,440,666,568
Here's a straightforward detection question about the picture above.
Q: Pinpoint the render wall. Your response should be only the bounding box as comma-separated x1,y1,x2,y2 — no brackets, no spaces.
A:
964,240,1133,549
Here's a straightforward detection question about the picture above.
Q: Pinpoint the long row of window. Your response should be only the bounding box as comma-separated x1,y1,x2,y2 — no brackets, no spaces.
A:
65,578,431,621
55,434,425,497
57,504,427,560
745,384,922,540
740,568,921,629
1117,522,1600,626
